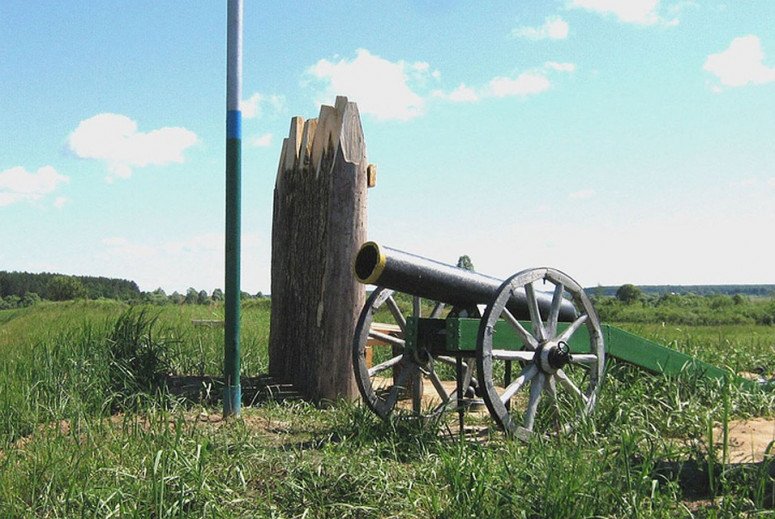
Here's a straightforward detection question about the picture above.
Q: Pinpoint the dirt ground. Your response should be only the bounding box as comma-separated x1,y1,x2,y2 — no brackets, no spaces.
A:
7,373,773,465
378,376,775,462
714,416,775,463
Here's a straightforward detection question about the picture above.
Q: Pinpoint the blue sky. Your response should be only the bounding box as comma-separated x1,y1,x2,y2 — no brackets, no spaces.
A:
1,1,774,294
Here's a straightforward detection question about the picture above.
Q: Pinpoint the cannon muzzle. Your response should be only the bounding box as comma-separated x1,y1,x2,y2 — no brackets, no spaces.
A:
354,242,577,322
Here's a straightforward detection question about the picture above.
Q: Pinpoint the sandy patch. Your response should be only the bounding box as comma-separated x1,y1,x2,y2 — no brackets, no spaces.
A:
714,417,775,463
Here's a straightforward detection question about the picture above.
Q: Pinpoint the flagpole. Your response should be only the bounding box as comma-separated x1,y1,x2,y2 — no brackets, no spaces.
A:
224,0,242,417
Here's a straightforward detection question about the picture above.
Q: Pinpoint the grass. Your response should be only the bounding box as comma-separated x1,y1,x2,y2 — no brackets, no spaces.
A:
0,301,772,517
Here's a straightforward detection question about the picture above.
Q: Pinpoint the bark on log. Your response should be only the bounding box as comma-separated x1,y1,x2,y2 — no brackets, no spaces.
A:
268,96,367,403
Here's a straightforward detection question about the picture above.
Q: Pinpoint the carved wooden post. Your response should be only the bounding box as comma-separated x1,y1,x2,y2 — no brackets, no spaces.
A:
269,96,367,403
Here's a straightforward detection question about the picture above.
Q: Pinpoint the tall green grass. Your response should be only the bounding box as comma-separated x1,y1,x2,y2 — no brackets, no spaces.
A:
0,301,772,517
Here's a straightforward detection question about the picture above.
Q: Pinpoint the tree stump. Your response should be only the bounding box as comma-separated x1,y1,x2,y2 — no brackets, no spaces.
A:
268,96,368,403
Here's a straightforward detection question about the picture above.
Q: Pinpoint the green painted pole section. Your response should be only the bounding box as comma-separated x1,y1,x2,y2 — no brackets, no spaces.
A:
224,138,241,416
224,0,242,417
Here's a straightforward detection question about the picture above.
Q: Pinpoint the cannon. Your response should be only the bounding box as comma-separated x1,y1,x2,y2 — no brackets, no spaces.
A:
352,242,605,437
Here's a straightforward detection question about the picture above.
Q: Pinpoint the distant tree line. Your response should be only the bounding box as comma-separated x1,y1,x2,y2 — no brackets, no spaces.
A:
0,271,140,307
0,270,265,309
591,284,775,298
141,287,264,306
591,283,775,326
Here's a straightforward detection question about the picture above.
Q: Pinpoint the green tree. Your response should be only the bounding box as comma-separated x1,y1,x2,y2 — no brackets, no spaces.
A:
21,292,41,307
169,291,184,305
456,255,475,271
212,288,224,302
47,275,86,301
615,284,642,305
184,288,199,305
144,288,169,305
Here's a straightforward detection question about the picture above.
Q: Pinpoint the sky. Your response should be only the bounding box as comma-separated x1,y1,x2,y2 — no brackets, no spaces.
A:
1,1,774,295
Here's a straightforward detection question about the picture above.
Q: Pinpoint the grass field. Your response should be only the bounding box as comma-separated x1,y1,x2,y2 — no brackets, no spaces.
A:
0,301,772,518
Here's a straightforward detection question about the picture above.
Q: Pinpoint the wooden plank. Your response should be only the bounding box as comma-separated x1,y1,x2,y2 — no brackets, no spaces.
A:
191,319,225,327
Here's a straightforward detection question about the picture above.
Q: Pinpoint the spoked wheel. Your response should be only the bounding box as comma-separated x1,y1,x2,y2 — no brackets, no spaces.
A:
476,268,604,438
353,287,474,420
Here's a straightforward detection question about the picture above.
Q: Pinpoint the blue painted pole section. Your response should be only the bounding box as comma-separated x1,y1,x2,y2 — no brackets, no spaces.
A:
224,0,242,417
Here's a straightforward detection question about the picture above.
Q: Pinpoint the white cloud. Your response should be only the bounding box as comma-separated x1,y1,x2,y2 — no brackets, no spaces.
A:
704,35,775,89
489,73,551,97
545,62,576,72
511,15,569,41
68,113,199,182
306,49,434,120
569,0,661,25
434,62,574,102
53,196,69,209
434,83,479,102
163,233,223,255
0,165,69,206
249,133,273,147
102,236,156,259
569,189,596,199
734,178,758,187
241,92,284,119
158,232,262,292
242,94,261,119
94,232,264,292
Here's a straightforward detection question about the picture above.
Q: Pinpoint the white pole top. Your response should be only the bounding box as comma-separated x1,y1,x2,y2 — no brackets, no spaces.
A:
227,0,243,112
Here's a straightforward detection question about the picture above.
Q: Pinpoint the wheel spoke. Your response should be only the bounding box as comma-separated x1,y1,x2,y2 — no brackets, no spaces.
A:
368,353,403,377
546,374,558,401
491,349,535,362
411,370,423,413
502,308,539,350
427,366,449,402
524,371,545,431
429,301,445,318
383,363,415,412
555,369,589,405
385,295,407,331
367,330,405,348
569,354,598,365
557,314,588,343
525,282,546,342
436,355,466,368
547,283,565,337
500,363,537,404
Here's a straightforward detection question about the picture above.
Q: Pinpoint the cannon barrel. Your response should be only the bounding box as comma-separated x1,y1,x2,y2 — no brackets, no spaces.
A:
353,242,577,322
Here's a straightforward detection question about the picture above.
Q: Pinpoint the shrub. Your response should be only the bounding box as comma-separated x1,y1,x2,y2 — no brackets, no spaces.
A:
106,309,176,409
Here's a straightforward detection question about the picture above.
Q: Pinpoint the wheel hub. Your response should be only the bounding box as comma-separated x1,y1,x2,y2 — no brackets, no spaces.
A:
536,340,571,374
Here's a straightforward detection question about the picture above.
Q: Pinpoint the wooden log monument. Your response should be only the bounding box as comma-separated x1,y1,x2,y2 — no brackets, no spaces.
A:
268,96,369,403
